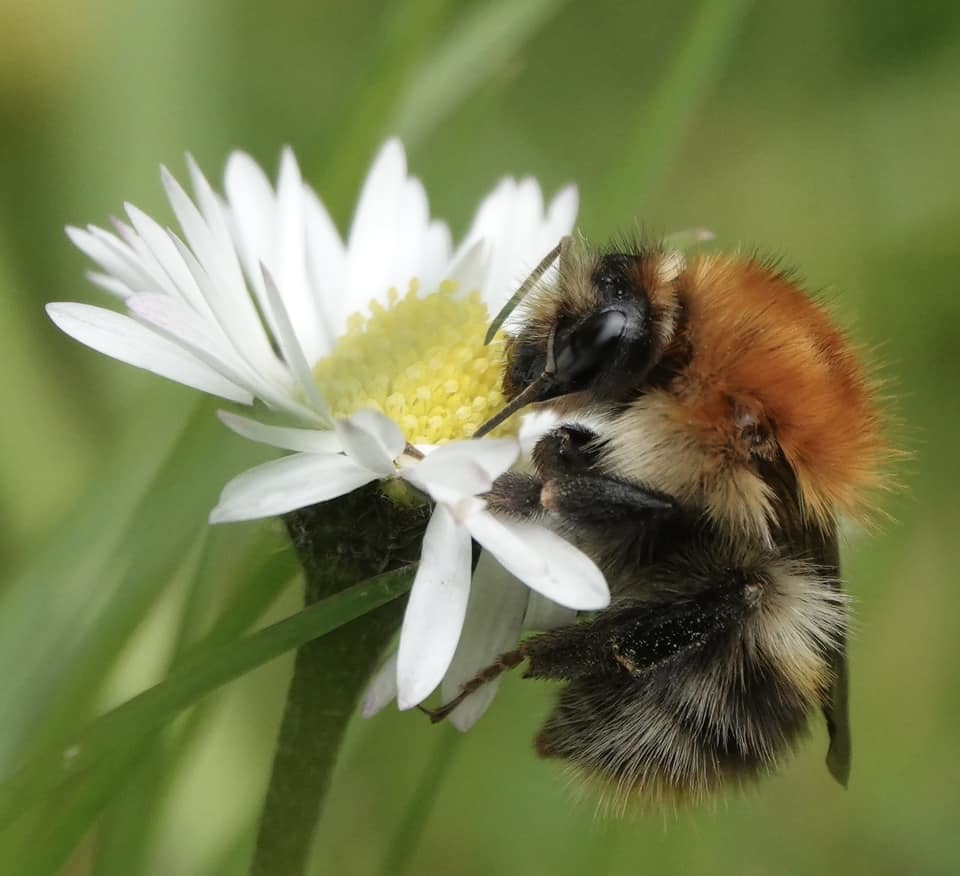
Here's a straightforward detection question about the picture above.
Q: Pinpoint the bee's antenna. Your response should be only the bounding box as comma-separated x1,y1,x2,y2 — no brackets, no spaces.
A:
472,374,552,437
472,325,559,438
484,236,569,344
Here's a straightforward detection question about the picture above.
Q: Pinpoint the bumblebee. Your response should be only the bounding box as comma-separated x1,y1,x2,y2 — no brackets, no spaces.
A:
426,236,889,805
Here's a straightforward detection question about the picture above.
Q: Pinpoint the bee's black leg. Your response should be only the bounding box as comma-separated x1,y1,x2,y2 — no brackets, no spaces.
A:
484,421,676,527
418,645,527,723
521,583,747,682
483,472,546,519
423,587,745,724
532,424,602,477
490,421,677,525
483,470,675,526
540,474,675,525
480,424,603,519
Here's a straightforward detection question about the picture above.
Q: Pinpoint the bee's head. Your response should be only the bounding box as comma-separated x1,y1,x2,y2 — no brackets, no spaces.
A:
500,243,683,409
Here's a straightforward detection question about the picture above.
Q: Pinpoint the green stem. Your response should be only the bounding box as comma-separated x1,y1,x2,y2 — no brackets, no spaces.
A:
378,727,462,876
250,485,429,876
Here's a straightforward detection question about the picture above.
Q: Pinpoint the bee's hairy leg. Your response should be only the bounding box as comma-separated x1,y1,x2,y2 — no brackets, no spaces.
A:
419,620,627,724
540,474,675,526
521,590,741,683
483,472,546,519
535,425,677,526
485,419,676,526
483,470,675,527
418,645,528,723
532,424,603,477
424,591,743,725
424,561,755,725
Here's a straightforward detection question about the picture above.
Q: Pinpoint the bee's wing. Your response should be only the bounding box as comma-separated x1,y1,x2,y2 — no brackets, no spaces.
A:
810,522,851,788
823,644,851,787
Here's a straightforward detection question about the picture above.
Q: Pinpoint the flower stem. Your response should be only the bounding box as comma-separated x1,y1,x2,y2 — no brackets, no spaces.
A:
250,485,429,876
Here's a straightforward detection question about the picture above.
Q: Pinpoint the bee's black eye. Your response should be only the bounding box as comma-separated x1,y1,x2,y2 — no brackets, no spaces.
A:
552,309,628,385
501,250,660,408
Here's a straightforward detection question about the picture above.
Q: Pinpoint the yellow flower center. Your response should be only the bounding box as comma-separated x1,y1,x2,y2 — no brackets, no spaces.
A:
313,280,510,444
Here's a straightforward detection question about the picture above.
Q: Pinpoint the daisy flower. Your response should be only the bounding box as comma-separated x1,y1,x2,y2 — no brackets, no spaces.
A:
47,140,608,714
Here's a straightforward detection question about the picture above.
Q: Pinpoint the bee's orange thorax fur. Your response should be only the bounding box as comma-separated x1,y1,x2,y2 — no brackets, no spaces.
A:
666,253,888,526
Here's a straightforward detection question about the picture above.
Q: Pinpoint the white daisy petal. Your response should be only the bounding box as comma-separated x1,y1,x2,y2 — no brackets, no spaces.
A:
86,271,133,298
165,236,311,422
334,409,405,476
484,179,547,314
454,178,511,259
507,520,609,610
402,459,489,504
67,225,153,296
161,166,283,385
125,292,257,392
217,411,342,454
223,150,283,327
404,439,518,499
346,139,408,309
441,551,528,730
124,291,321,426
351,409,407,458
456,176,577,318
464,509,545,582
467,513,608,610
98,218,182,301
444,238,489,300
391,175,430,289
209,452,378,523
275,147,324,363
452,178,523,309
303,185,346,345
123,203,210,314
454,438,522,479
109,214,175,300
397,505,472,709
188,153,273,324
46,302,251,403
418,220,454,296
523,591,577,631
545,185,579,247
259,266,331,420
362,650,399,718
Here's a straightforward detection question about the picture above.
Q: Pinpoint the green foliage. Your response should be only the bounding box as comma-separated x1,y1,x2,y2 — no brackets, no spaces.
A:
0,0,957,873
0,565,413,832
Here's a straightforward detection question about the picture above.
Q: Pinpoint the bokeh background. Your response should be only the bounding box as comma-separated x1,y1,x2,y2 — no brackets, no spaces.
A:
1,0,958,873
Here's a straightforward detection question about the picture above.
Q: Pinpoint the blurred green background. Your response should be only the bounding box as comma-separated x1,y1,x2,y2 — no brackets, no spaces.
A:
1,0,957,873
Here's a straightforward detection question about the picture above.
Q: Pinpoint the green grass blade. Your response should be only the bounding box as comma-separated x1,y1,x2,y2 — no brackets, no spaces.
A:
597,0,755,216
22,400,265,760
376,727,462,876
12,742,148,876
391,0,572,148
8,525,298,875
193,543,301,652
0,392,196,772
316,0,455,212
89,539,300,876
0,564,415,830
